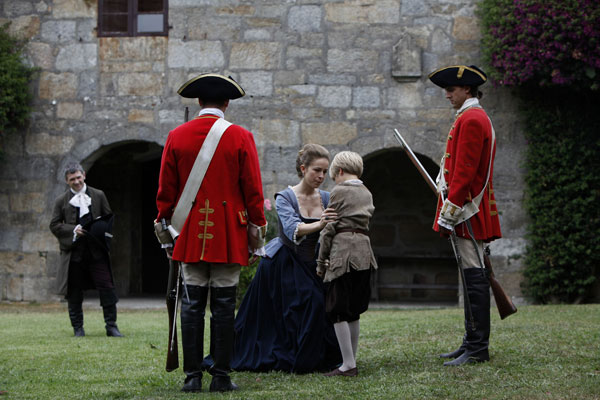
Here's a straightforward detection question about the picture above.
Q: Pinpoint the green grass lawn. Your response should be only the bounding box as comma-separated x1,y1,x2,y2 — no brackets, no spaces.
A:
0,302,598,399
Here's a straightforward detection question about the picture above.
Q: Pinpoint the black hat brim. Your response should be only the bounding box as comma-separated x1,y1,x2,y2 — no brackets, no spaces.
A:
428,65,487,88
177,74,245,100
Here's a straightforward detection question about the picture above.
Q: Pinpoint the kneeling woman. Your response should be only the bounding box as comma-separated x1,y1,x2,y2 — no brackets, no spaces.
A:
232,143,342,373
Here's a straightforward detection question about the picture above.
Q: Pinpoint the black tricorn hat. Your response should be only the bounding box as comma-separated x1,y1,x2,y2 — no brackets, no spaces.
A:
428,65,487,88
177,73,245,100
83,213,114,253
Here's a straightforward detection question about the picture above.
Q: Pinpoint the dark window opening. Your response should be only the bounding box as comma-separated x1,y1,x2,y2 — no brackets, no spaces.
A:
98,0,168,37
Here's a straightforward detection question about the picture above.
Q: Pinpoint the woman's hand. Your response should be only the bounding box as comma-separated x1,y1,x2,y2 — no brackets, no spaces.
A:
319,207,337,228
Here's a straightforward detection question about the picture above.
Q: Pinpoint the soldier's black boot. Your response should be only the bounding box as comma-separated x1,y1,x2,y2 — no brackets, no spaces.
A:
99,289,123,337
444,268,490,366
439,335,466,359
181,285,209,393
67,290,85,337
209,286,239,392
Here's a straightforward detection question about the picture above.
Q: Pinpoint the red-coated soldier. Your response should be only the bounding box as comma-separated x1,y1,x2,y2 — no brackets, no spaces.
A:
155,74,267,392
429,65,502,366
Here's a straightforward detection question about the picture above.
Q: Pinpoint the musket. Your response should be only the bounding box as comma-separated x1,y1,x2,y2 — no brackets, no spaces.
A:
392,128,517,320
164,219,180,372
164,106,192,372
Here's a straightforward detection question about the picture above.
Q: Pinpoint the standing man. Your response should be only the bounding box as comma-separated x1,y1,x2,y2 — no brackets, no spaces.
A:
50,162,123,337
428,65,502,366
155,74,267,392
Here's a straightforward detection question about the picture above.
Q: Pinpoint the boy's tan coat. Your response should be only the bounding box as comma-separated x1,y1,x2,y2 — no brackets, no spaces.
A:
317,180,378,282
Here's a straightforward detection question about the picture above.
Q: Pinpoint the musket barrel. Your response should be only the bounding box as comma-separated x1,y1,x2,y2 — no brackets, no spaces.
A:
393,129,437,194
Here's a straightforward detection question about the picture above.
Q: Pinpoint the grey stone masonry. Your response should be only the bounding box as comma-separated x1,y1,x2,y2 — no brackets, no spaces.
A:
0,0,528,304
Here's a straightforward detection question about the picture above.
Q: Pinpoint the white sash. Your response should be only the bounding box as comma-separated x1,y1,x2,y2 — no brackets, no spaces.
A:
168,118,232,239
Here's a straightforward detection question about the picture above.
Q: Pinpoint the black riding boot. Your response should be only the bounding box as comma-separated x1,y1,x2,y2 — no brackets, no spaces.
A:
181,285,209,392
208,286,239,392
99,289,123,337
444,268,490,366
67,290,85,337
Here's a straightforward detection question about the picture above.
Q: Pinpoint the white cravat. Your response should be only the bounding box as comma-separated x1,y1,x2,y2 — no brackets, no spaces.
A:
69,184,92,218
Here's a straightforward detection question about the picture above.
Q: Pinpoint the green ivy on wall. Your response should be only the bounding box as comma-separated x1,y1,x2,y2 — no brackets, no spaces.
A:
478,0,600,303
0,23,37,157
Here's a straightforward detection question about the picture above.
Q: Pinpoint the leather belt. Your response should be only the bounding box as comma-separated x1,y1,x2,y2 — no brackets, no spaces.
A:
336,228,368,235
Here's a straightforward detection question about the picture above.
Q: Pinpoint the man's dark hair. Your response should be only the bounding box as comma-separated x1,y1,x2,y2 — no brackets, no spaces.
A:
64,162,84,179
467,85,483,99
199,96,228,107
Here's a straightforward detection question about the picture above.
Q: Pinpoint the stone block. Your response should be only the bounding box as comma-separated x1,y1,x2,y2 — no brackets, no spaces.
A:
316,86,351,108
0,252,45,276
401,0,428,16
240,71,273,97
253,119,301,148
168,40,225,69
245,17,281,28
38,72,78,100
121,37,168,60
244,29,272,41
288,5,322,32
452,16,481,41
26,42,53,69
3,0,33,16
325,1,400,24
22,231,56,252
25,132,74,155
287,46,322,59
327,49,379,73
353,87,380,108
55,43,97,71
52,0,96,18
230,42,281,70
189,16,242,41
431,29,453,54
117,73,163,96
216,4,255,15
41,19,75,43
57,102,83,119
301,121,357,145
7,15,40,39
9,192,45,213
128,109,154,124
386,82,423,108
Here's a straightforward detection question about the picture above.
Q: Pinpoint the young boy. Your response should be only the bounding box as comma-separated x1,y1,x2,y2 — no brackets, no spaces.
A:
316,151,378,377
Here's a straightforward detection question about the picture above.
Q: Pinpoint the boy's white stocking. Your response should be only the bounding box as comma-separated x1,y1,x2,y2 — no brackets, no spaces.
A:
334,321,356,371
348,319,360,358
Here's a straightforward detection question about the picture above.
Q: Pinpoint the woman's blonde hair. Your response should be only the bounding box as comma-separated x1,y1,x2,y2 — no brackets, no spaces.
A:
296,143,330,178
329,151,363,179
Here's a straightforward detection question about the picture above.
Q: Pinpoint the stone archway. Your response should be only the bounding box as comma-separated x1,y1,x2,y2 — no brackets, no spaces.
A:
84,140,167,297
362,149,457,304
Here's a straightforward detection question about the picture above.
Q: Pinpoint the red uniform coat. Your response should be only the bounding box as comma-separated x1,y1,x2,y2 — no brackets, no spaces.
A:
433,106,502,242
156,114,266,265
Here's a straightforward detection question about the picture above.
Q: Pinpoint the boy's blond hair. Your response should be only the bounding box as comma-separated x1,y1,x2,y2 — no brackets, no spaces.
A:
329,151,363,179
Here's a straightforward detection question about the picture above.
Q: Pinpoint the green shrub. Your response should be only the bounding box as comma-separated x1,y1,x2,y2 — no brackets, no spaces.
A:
520,89,600,303
0,23,37,156
479,0,600,302
236,205,279,306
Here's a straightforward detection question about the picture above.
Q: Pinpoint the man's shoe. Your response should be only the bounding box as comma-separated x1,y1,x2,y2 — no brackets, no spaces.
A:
209,376,239,392
181,376,202,392
106,326,123,337
74,327,85,337
323,367,358,377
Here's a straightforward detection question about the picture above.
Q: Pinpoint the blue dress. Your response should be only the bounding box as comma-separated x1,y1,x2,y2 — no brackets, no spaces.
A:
231,187,342,373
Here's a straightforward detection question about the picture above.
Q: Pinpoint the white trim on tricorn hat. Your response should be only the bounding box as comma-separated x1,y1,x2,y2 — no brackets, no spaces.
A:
428,65,487,88
177,73,245,99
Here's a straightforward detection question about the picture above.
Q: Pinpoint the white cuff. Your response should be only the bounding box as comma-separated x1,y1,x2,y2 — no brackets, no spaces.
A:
439,198,463,226
293,223,306,245
72,224,82,242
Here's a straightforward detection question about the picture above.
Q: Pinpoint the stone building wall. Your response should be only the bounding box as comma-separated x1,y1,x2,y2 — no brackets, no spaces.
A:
0,0,527,303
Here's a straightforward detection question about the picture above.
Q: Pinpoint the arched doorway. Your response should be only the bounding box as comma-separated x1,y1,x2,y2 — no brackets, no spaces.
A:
84,140,167,297
363,149,457,304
